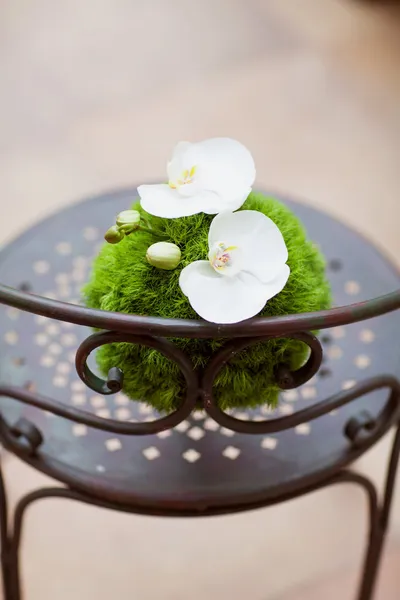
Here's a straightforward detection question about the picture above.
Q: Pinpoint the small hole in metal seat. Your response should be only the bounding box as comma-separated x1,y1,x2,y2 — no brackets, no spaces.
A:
222,446,241,460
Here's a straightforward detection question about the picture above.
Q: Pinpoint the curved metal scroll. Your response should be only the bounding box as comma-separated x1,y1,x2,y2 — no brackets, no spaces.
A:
0,371,197,438
201,331,323,392
203,374,400,438
0,283,399,443
75,330,197,395
76,330,322,393
0,327,399,444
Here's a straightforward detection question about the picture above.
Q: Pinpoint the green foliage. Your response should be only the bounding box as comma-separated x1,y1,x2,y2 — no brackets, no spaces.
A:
83,192,331,412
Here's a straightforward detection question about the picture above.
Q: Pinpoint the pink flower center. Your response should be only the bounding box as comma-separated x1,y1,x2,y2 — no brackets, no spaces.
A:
209,242,240,276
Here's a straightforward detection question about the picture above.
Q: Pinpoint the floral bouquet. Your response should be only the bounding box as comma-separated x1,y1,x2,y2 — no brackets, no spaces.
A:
84,138,331,412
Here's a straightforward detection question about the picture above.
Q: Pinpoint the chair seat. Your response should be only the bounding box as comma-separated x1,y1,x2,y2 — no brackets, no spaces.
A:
0,189,399,515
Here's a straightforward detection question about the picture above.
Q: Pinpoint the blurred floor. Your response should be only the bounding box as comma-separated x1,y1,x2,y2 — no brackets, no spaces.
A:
0,0,400,598
280,543,400,600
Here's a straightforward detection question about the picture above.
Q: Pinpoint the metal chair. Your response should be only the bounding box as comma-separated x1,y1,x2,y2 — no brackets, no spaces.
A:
0,188,399,600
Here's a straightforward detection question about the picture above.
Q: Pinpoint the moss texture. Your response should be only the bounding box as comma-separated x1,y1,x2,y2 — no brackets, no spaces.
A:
83,192,331,412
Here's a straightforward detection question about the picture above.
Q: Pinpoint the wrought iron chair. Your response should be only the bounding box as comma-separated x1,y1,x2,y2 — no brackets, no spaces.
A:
0,188,399,600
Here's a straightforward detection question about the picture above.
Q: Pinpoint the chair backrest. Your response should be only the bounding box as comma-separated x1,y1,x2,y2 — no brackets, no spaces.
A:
1,283,399,449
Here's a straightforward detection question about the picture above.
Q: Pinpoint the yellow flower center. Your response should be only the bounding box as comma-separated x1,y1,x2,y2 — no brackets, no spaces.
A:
169,165,197,189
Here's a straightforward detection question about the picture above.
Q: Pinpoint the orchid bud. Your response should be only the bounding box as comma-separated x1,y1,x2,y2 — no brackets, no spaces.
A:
116,210,141,234
104,225,125,244
146,242,181,270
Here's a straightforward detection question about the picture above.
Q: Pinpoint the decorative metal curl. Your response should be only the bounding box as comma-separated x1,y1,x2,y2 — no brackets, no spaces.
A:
0,282,399,444
200,331,322,423
0,372,197,438
344,392,400,450
9,418,43,455
202,355,400,440
0,415,44,457
75,330,199,433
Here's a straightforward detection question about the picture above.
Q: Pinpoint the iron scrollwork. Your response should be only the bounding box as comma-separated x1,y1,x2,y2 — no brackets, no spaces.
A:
0,281,399,600
72,326,400,444
0,279,398,444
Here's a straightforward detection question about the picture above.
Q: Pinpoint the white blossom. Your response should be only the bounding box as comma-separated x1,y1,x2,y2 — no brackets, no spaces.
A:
138,138,255,218
179,210,290,323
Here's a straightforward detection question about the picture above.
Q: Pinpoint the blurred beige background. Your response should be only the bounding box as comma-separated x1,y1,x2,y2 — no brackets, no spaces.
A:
0,0,400,598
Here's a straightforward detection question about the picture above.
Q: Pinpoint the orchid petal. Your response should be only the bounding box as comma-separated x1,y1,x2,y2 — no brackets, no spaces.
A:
138,184,220,218
194,138,255,209
209,210,288,282
140,138,255,218
179,261,289,324
166,141,192,183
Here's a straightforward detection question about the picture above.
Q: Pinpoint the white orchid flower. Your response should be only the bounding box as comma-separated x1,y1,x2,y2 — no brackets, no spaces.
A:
179,210,290,324
138,138,255,218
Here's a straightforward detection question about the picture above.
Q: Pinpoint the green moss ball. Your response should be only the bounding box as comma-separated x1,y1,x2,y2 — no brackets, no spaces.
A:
83,192,331,412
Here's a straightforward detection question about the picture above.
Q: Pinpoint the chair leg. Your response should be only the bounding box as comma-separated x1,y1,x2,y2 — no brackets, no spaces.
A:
357,424,400,600
7,496,25,600
3,427,400,600
357,511,384,600
7,489,54,600
6,486,128,600
0,453,13,600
